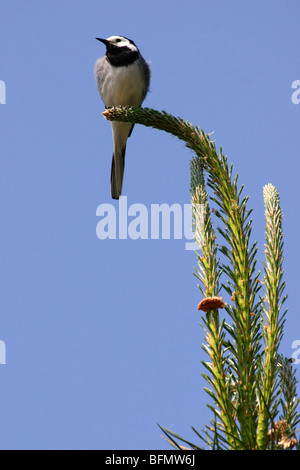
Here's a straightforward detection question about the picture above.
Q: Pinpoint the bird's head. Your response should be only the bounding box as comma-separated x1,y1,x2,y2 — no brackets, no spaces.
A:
96,36,138,53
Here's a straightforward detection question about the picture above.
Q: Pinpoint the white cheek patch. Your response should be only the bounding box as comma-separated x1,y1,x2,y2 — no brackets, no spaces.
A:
126,42,138,52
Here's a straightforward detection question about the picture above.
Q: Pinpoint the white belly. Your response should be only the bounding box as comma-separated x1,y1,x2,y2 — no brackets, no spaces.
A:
96,60,146,107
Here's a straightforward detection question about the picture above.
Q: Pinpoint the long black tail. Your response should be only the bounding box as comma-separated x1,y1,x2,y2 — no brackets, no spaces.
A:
110,146,126,200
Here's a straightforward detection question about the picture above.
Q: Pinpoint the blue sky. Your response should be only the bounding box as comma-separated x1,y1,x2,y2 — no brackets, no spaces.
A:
0,0,300,450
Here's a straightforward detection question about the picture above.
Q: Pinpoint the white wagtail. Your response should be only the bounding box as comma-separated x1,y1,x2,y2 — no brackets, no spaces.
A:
94,36,150,199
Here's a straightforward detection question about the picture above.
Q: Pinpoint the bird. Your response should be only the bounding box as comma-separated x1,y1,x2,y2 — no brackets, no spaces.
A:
94,35,151,199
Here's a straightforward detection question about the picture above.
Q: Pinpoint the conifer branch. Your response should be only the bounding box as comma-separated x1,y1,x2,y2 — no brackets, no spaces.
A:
103,106,298,450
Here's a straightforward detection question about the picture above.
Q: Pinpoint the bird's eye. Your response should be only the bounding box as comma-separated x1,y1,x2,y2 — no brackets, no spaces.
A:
115,39,121,43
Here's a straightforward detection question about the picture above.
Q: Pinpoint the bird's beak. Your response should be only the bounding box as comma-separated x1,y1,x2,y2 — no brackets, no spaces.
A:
96,38,108,45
